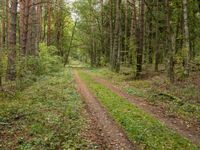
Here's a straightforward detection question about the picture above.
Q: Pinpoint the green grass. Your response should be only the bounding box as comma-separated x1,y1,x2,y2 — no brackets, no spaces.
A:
79,70,199,150
0,69,96,150
87,67,200,125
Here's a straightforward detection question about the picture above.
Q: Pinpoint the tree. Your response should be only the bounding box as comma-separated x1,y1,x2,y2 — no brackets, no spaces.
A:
165,0,174,82
136,0,145,78
7,0,18,80
182,0,190,76
111,0,122,72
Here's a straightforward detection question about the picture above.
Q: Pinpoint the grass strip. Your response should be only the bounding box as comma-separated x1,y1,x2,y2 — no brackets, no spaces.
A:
79,70,198,150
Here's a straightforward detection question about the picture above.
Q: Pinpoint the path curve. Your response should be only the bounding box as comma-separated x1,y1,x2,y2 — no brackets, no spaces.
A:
73,70,137,150
91,74,200,147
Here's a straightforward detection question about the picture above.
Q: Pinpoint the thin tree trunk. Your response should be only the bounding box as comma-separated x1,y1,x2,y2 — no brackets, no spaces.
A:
112,0,121,72
165,0,174,82
6,0,9,49
100,0,104,66
1,0,6,49
109,0,113,66
148,15,153,64
155,0,159,72
124,0,128,64
136,0,145,78
129,0,137,66
47,0,52,46
64,20,77,66
183,0,190,76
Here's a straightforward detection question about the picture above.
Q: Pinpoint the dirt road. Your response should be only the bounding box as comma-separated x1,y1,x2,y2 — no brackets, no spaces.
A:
73,70,137,150
91,74,200,147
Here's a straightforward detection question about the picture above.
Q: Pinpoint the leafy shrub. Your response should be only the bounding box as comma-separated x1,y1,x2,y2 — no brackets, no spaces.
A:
39,43,62,74
16,43,62,88
191,55,200,72
0,51,8,82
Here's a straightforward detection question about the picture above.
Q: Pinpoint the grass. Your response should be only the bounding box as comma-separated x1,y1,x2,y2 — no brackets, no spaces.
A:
87,67,200,125
0,69,96,150
79,70,199,150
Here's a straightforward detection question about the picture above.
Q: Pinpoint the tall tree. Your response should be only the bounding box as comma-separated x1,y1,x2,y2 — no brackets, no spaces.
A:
7,0,18,80
112,0,121,72
165,0,174,82
182,0,190,76
47,0,52,46
136,0,145,77
109,0,113,66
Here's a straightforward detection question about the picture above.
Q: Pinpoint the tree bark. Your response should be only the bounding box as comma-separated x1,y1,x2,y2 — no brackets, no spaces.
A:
1,0,6,49
136,0,145,78
183,0,190,76
165,0,174,82
47,0,52,46
109,0,113,66
7,0,18,80
112,0,121,72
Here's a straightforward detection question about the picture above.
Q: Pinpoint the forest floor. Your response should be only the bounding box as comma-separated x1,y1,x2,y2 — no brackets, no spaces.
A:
1,63,200,149
0,69,102,150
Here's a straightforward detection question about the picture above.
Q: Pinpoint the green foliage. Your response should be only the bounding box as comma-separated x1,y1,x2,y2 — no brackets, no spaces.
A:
15,43,63,88
79,71,198,150
39,43,62,74
0,51,8,80
191,55,200,72
0,69,96,149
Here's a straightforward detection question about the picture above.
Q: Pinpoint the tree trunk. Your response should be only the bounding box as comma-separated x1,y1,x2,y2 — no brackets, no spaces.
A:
47,0,52,46
109,0,113,66
182,0,190,76
6,0,9,49
148,15,153,64
136,0,145,78
129,0,137,67
124,0,128,64
112,0,121,72
7,0,18,80
1,0,6,49
64,20,77,66
165,0,174,82
155,0,159,72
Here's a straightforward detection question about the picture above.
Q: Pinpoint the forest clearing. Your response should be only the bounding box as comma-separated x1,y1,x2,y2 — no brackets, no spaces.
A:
0,0,200,149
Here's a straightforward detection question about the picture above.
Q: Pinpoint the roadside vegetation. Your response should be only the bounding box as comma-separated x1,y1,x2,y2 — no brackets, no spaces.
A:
0,44,96,149
0,69,97,149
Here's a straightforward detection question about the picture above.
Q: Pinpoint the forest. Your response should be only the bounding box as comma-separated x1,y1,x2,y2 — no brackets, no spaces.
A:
0,0,200,149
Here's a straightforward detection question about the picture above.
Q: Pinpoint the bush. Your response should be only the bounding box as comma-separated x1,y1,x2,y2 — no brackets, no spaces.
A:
16,43,63,88
0,51,8,84
191,55,200,72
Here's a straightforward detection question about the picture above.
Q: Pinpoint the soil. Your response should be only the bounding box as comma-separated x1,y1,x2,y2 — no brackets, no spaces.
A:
73,70,137,150
91,74,200,147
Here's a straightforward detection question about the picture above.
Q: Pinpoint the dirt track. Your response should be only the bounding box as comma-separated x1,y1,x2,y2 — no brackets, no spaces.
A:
90,74,200,147
73,70,136,150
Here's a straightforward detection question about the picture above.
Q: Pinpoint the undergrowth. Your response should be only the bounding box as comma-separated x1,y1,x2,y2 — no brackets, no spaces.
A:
0,69,96,150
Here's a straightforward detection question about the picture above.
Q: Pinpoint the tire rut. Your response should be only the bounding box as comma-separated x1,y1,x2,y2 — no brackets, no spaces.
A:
73,70,137,150
90,74,200,147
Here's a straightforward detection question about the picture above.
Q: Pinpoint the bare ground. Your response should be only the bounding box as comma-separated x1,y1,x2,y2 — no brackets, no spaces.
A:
90,74,200,147
73,70,137,150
